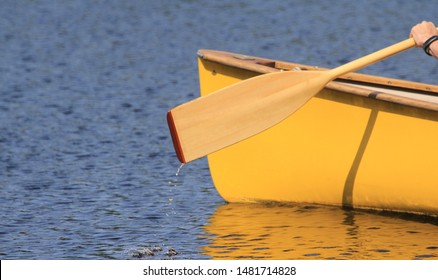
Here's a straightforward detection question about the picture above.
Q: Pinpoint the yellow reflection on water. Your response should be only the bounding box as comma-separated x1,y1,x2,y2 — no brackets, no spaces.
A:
201,203,438,260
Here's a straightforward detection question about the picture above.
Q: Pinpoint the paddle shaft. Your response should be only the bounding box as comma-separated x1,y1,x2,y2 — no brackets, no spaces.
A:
330,28,438,78
329,38,414,77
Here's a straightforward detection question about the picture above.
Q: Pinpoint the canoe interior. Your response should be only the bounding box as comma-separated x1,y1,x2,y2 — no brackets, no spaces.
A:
198,49,438,111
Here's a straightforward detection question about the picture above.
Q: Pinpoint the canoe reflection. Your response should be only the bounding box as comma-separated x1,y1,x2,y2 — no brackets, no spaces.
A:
202,203,438,259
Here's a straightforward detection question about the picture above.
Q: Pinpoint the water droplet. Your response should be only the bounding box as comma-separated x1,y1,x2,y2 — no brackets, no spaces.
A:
175,163,185,176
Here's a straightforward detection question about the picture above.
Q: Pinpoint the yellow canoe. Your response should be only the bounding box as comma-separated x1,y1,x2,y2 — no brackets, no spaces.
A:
197,49,438,217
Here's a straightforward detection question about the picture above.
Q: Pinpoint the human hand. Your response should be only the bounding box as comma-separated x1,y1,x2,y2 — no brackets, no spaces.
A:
410,21,438,47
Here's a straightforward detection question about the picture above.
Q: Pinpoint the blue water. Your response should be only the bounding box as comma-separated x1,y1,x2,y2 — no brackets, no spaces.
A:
0,0,437,260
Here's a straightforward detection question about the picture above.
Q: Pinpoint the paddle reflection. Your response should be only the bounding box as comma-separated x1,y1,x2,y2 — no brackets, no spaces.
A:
201,203,438,259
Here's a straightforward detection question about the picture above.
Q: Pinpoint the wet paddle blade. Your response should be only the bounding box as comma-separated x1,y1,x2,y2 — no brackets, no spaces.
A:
167,71,327,163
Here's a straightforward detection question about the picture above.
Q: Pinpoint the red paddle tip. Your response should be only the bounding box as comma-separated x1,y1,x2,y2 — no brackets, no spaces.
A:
167,111,186,163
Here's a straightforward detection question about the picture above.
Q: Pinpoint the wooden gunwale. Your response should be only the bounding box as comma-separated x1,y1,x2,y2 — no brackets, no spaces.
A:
197,49,438,112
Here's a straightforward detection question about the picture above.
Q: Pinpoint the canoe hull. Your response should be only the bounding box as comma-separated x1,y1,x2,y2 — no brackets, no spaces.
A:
198,50,438,217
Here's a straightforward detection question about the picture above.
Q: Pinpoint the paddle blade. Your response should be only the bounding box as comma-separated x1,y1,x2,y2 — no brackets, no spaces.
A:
167,71,327,163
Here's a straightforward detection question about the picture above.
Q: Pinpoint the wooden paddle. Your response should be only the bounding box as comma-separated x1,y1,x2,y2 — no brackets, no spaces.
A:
167,37,418,163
